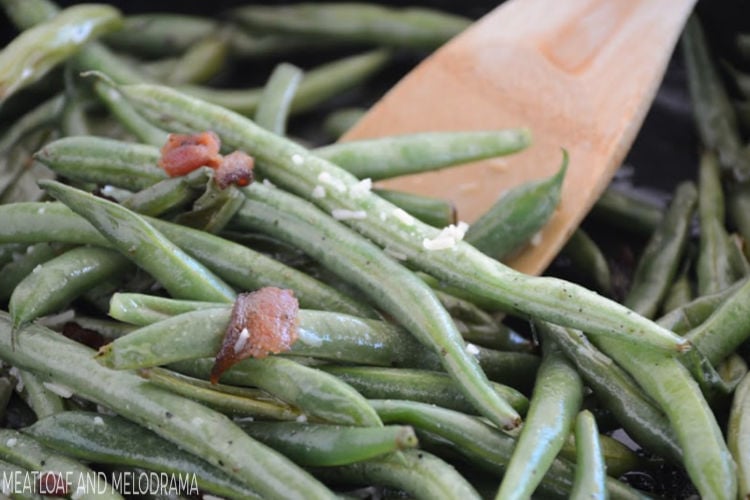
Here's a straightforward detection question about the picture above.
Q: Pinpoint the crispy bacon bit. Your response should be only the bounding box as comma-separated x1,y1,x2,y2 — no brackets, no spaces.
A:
215,150,255,189
158,131,222,177
210,288,299,384
38,472,69,496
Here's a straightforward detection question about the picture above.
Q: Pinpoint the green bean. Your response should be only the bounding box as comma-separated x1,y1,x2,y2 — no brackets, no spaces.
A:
559,432,639,479
25,411,261,499
373,189,456,228
589,186,663,236
40,180,236,303
656,279,745,334
18,370,65,419
171,357,383,427
1,125,57,200
536,321,682,463
118,81,690,353
255,63,303,136
495,341,583,500
728,180,750,250
71,315,135,340
103,14,218,57
10,246,132,330
0,428,122,500
0,242,59,302
0,4,122,102
560,228,612,295
323,107,365,139
683,15,750,180
729,231,750,277
172,181,245,234
35,136,166,191
0,243,26,268
121,168,210,217
231,3,470,49
0,0,56,28
316,129,530,181
719,353,748,393
0,458,42,500
167,36,229,86
92,80,169,147
624,182,697,318
227,27,340,60
0,148,55,205
109,293,221,326
179,50,390,116
312,448,480,500
570,410,607,500
139,367,302,421
237,421,418,467
661,267,693,314
0,312,336,499
697,151,737,295
464,155,566,261
0,93,63,155
321,366,528,416
729,371,750,499
60,94,90,137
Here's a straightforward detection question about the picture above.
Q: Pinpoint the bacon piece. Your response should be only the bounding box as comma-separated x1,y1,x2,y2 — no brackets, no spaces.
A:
158,131,222,177
210,287,299,384
215,150,254,189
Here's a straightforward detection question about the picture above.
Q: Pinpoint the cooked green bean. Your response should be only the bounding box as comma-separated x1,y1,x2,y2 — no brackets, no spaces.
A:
0,0,56,27
0,93,63,155
109,293,221,326
92,80,169,147
0,428,123,500
103,14,218,57
0,312,336,499
624,181,697,318
255,63,303,136
559,432,638,479
0,243,25,268
40,180,236,303
728,181,750,250
589,186,663,236
71,314,135,340
495,341,583,500
167,35,229,86
321,366,528,416
373,189,456,228
237,421,418,466
10,246,132,330
656,279,745,334
570,410,607,500
25,411,261,499
231,3,470,49
18,370,65,419
121,167,210,216
0,242,59,302
323,107,365,139
60,95,90,137
661,267,693,314
0,4,122,102
173,181,246,234
316,129,530,181
118,81,689,352
729,372,750,499
560,228,612,295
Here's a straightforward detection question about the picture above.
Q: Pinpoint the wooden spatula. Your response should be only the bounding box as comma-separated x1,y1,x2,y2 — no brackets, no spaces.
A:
342,0,697,275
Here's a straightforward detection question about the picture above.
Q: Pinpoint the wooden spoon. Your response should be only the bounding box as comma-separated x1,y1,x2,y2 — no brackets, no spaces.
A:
342,0,697,275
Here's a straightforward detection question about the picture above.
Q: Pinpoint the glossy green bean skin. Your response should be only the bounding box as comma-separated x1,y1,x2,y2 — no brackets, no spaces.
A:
729,372,750,499
119,81,689,353
624,182,697,318
322,366,528,416
495,343,583,500
560,229,612,295
589,187,662,236
18,370,65,419
255,63,303,136
40,181,236,303
466,158,566,261
316,129,530,181
103,14,218,57
171,357,383,428
0,428,123,500
697,152,737,295
0,242,59,302
93,80,169,147
35,136,166,191
373,188,456,228
231,3,470,49
537,321,682,463
238,421,418,466
0,4,122,101
656,279,744,334
683,15,750,180
25,411,261,499
570,410,607,500
0,312,336,500
10,246,131,329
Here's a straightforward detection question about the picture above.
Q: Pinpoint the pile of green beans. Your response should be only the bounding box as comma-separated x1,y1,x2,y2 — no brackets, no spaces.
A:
0,1,749,499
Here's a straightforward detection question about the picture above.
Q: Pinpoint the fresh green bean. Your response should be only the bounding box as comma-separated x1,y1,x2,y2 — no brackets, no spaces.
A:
109,293,221,326
60,94,90,137
40,180,236,303
661,267,693,314
321,366,528,416
570,410,607,500
729,371,750,499
0,428,123,500
231,3,470,49
589,186,663,236
255,63,303,136
0,242,59,302
92,80,169,147
118,81,689,352
316,129,530,181
25,411,261,499
683,15,750,180
373,188,456,228
18,370,65,419
656,279,745,334
0,312,336,499
103,14,218,57
238,421,418,466
0,4,122,102
465,155,566,261
10,246,132,330
624,182,697,318
167,36,229,86
560,228,612,295
495,341,583,500
179,50,390,116
323,107,365,139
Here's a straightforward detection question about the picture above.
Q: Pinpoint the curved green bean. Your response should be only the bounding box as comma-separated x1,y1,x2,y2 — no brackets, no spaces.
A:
255,63,303,136
656,278,745,334
570,410,607,500
729,372,750,499
92,80,169,147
